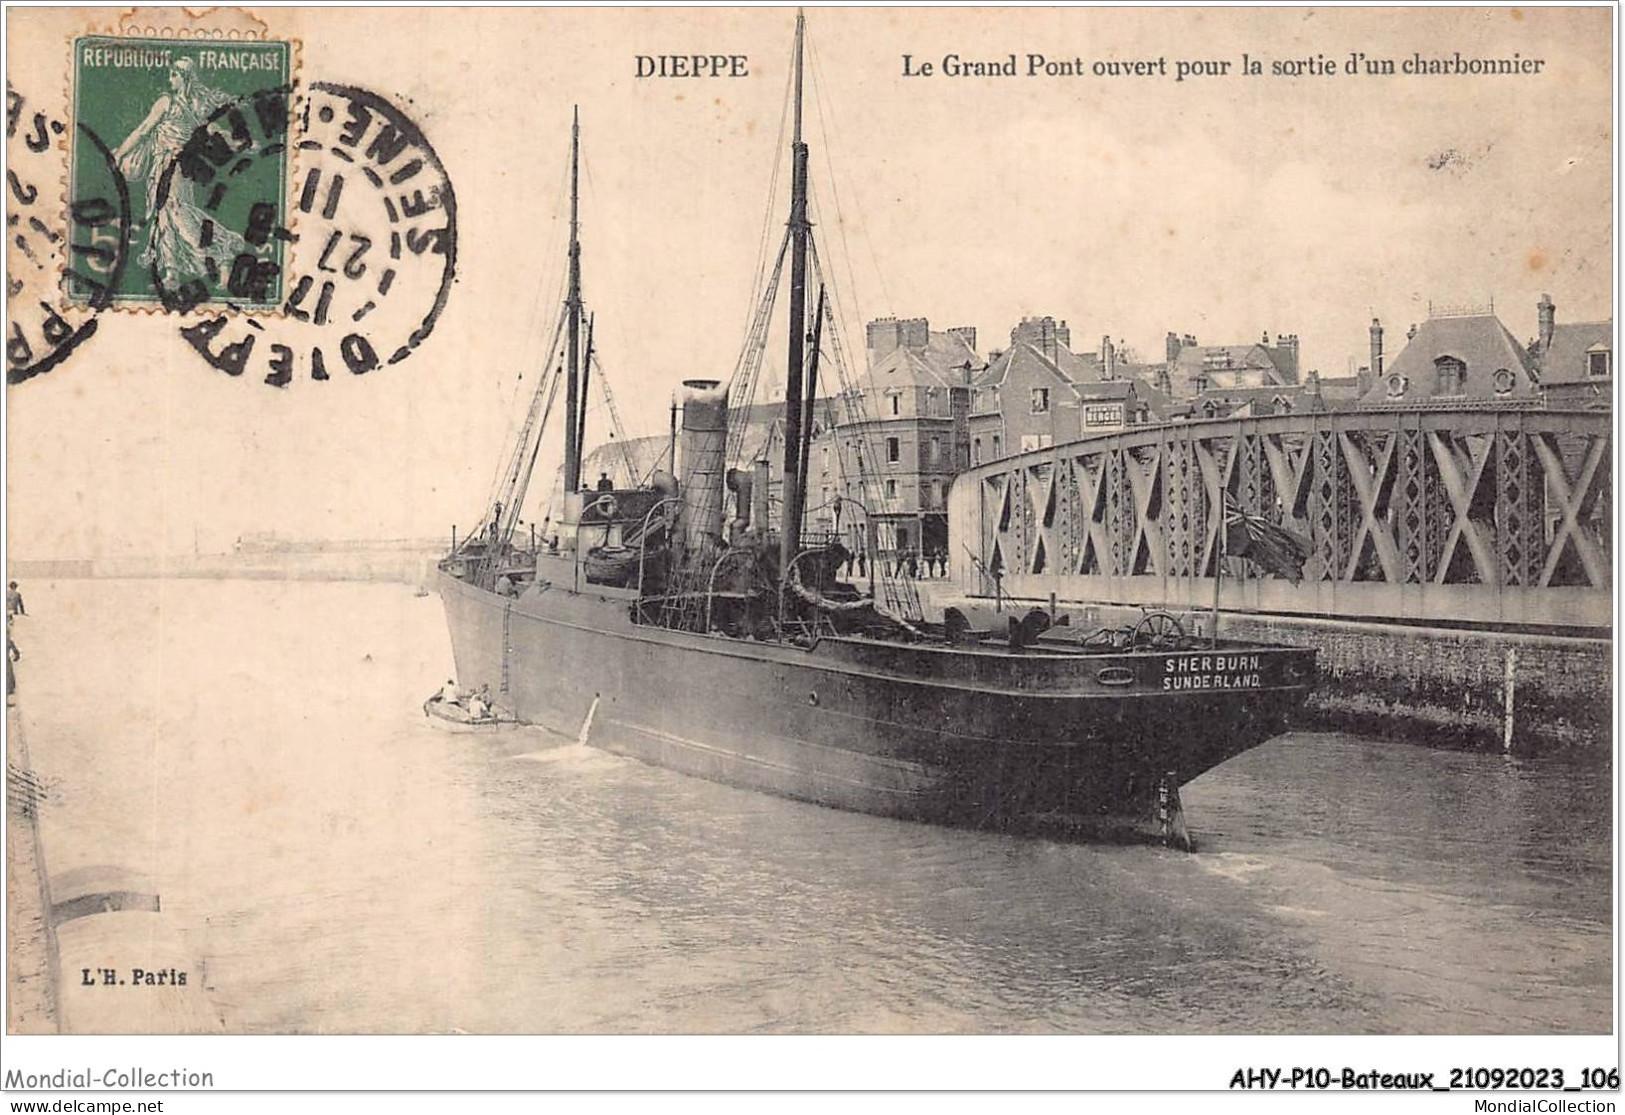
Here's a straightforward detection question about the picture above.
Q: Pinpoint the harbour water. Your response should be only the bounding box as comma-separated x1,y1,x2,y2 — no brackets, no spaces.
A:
10,579,1611,1034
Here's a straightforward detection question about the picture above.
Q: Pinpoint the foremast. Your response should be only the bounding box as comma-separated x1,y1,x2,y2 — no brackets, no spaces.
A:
779,9,811,570
563,105,584,495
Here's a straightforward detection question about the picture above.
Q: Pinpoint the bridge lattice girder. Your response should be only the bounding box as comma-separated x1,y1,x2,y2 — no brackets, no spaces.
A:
950,408,1610,629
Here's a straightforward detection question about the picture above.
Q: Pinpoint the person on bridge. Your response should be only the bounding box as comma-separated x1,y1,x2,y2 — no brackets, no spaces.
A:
7,582,24,618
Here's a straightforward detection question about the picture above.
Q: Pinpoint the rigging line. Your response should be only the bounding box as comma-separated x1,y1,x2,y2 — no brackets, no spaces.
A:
488,299,570,540
806,235,917,613
485,257,569,506
733,42,796,363
509,313,573,546
808,32,892,320
587,350,639,482
725,228,792,466
577,149,647,440
484,149,576,503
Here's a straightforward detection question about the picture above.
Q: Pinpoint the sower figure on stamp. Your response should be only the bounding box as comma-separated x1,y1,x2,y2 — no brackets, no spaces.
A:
112,58,248,288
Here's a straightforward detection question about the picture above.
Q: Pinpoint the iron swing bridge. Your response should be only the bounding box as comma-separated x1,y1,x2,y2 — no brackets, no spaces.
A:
952,405,1610,631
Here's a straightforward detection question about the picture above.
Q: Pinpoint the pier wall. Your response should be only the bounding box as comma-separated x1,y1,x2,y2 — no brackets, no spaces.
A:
1218,612,1608,753
18,545,443,587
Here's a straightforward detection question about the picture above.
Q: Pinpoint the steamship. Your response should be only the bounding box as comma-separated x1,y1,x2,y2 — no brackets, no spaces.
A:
436,13,1315,847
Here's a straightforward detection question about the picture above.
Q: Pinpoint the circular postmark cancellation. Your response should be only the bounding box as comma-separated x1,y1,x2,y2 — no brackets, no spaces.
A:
164,81,457,386
6,84,132,384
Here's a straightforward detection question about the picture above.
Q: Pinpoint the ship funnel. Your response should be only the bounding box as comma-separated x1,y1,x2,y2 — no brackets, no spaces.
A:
679,379,729,550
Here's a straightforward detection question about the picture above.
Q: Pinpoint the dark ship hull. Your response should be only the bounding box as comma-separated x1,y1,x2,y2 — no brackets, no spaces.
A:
438,564,1314,839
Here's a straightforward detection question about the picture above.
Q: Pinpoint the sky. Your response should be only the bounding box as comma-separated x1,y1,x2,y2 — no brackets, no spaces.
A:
6,6,1613,557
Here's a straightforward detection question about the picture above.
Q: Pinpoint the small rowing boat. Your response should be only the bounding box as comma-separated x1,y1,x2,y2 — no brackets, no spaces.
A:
422,696,516,733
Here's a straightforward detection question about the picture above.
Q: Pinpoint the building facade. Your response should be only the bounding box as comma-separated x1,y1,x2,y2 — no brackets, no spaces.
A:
969,317,1158,466
808,317,982,564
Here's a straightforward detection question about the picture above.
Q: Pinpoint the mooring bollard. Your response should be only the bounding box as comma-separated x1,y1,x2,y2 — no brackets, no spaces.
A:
1503,646,1518,753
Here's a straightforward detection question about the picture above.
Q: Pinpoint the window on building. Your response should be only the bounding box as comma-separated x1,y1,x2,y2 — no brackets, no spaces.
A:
888,392,901,416
972,438,982,464
1031,387,1050,413
886,436,900,463
1588,349,1612,377
885,478,898,499
932,480,944,509
992,434,1001,458
924,388,939,416
1493,368,1514,395
1435,356,1465,396
821,445,830,473
1385,373,1408,399
929,436,941,466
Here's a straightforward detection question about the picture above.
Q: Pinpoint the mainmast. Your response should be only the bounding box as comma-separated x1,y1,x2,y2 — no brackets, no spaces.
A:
564,105,584,495
779,9,811,569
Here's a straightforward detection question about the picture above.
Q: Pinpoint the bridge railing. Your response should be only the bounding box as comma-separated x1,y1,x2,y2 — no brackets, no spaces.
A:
947,407,1611,629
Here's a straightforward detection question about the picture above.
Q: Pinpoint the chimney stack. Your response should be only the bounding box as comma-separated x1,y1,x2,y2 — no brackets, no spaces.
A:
1369,318,1384,379
1165,331,1182,363
1537,293,1556,354
1101,335,1117,380
866,317,903,361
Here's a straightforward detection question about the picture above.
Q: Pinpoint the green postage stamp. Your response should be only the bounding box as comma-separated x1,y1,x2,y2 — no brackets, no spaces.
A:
69,36,292,311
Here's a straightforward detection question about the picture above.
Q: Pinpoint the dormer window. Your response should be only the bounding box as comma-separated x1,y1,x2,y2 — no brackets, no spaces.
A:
1386,373,1408,399
1588,348,1612,377
1031,387,1050,414
1493,368,1515,395
1435,356,1465,396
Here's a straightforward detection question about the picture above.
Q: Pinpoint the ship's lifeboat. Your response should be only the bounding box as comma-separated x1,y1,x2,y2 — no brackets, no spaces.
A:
421,697,515,734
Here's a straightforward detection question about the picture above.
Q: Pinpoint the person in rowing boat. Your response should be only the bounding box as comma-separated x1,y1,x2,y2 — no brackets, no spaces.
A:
468,685,493,720
437,678,463,707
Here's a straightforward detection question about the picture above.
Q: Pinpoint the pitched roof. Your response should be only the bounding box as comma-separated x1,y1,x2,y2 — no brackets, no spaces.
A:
976,341,1086,394
1537,321,1612,385
864,328,982,391
1360,314,1537,405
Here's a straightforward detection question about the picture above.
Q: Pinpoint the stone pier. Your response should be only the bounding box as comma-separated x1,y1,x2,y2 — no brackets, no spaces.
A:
6,706,58,1033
